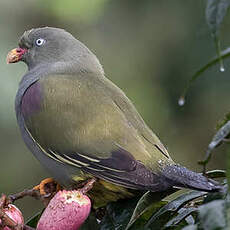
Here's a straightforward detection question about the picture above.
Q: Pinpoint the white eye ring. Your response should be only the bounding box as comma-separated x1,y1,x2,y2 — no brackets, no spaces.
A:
35,38,46,47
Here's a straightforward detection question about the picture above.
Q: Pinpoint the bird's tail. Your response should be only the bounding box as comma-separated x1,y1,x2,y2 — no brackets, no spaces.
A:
161,164,222,192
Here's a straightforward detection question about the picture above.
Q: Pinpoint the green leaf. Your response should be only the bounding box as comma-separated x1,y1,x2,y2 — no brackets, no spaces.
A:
203,191,226,204
205,0,230,76
100,196,141,230
80,212,100,230
217,112,230,130
207,120,230,153
199,121,230,172
206,170,227,179
145,191,206,228
100,190,177,230
128,201,168,230
198,199,227,230
228,148,230,194
206,0,230,36
125,190,175,230
164,207,197,228
178,47,230,106
26,210,43,228
226,196,230,229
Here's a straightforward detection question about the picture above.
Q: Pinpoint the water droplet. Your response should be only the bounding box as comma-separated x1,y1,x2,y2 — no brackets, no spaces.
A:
220,66,225,72
208,142,216,149
178,97,185,106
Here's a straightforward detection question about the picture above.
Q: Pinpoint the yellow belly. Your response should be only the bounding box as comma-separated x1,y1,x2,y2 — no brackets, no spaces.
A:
72,174,139,208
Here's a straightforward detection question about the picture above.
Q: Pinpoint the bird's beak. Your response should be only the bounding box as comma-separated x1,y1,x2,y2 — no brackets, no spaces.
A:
6,48,27,64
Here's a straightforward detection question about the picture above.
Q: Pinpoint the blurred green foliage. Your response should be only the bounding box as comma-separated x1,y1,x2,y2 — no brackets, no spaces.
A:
0,0,229,220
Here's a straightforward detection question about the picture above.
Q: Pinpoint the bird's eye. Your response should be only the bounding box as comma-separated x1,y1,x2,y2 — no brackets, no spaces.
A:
35,38,46,47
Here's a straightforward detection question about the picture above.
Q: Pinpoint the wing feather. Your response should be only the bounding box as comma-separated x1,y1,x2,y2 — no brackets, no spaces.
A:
22,73,173,191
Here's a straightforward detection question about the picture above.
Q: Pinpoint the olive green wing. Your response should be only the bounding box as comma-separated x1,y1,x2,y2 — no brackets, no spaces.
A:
23,73,172,191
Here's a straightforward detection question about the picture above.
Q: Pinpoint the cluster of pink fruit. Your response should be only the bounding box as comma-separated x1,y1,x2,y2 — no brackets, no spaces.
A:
0,190,91,230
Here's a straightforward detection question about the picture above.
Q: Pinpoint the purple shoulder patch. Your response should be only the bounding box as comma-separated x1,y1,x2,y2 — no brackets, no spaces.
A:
21,81,42,118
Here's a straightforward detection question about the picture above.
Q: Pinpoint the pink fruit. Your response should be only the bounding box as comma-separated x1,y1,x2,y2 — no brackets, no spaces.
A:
0,204,24,230
37,190,91,230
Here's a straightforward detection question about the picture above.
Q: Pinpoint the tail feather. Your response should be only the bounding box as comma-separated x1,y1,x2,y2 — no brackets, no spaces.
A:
161,164,222,192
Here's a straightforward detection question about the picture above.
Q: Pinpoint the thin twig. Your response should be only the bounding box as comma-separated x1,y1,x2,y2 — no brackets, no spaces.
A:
9,189,41,203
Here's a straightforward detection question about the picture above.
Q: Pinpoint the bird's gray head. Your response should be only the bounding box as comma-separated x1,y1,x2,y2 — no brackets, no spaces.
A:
7,27,103,74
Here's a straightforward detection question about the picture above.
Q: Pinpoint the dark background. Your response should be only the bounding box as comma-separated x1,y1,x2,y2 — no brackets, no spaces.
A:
0,0,229,218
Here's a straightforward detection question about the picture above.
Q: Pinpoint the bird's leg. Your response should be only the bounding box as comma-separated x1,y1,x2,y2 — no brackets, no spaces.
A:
32,178,62,206
79,178,97,194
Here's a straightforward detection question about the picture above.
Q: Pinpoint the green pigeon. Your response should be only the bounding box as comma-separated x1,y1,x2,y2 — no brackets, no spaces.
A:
7,27,220,208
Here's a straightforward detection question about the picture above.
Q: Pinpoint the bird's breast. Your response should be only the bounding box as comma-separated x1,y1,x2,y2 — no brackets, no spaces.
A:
21,81,43,119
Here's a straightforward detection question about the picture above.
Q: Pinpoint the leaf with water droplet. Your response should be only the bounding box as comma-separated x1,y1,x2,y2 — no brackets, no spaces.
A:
220,66,225,72
178,96,185,106
214,35,225,73
179,47,230,105
205,0,230,73
199,120,230,173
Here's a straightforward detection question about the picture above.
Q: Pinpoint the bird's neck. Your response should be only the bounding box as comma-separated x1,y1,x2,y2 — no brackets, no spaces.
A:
26,53,104,76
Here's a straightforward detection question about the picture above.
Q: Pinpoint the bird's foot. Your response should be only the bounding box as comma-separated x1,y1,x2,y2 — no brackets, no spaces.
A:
33,177,61,196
